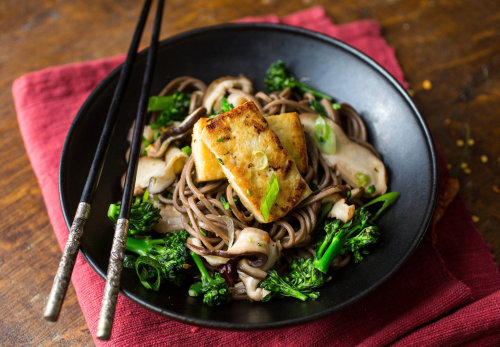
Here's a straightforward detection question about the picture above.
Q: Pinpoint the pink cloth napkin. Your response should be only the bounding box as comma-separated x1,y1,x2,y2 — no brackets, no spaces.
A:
12,7,500,346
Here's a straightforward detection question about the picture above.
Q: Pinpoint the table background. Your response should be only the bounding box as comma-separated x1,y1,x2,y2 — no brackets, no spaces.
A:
1,0,498,345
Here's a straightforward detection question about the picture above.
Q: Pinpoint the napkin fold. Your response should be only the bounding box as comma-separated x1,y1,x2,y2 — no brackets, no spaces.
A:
13,6,500,346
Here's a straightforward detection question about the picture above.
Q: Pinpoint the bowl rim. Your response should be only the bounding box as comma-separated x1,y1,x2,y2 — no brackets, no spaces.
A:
59,22,437,330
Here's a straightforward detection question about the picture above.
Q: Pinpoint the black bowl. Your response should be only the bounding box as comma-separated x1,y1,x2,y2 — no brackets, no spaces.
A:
60,23,437,329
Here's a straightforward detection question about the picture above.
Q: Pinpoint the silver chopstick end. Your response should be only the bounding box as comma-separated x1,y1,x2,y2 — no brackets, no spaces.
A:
44,202,91,321
97,218,129,340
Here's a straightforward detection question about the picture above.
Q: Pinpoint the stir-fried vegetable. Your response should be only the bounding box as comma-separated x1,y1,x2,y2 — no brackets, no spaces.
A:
313,192,398,273
265,60,333,101
148,92,191,129
261,192,398,301
107,189,161,236
189,251,231,306
124,230,191,290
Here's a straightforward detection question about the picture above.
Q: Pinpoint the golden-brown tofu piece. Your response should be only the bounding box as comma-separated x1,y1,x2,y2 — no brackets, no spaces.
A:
192,118,226,182
201,101,311,223
265,112,308,174
192,112,308,181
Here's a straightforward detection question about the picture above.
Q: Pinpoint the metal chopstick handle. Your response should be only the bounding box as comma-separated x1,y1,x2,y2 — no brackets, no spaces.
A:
96,218,129,340
44,202,91,321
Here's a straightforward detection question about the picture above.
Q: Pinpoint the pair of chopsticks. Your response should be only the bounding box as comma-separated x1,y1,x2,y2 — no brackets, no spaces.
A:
44,0,165,340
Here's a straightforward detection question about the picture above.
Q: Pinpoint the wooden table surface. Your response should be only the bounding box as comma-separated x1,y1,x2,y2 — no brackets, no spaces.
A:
1,0,499,345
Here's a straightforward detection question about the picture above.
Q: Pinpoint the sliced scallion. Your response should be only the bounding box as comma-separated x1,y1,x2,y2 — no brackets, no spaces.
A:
253,150,269,171
181,146,192,156
355,172,371,188
260,173,280,222
313,115,336,154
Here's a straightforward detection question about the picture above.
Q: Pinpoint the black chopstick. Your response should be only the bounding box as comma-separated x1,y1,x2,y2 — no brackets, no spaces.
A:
96,0,165,340
44,0,153,322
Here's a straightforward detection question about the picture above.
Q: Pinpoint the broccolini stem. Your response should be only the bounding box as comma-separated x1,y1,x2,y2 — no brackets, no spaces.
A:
190,251,211,281
313,231,346,274
125,236,163,257
363,191,399,222
298,83,333,101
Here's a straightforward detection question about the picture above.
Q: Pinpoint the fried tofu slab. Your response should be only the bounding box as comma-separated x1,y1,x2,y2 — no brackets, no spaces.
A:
192,118,226,181
192,112,308,181
265,112,308,174
201,101,311,223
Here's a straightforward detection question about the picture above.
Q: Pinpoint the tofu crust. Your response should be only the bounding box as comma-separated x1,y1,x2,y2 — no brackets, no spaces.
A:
192,112,308,181
201,101,311,223
266,112,308,174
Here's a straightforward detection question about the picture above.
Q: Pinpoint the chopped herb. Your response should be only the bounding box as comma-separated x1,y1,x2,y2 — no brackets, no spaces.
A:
346,190,352,199
247,189,251,196
181,146,192,156
355,172,371,188
199,229,207,236
366,185,376,195
142,149,147,156
216,137,225,142
220,197,230,210
233,196,240,204
248,237,253,243
257,243,262,247
217,158,224,165
209,97,235,117
260,173,280,222
374,167,379,173
153,131,162,141
333,103,341,110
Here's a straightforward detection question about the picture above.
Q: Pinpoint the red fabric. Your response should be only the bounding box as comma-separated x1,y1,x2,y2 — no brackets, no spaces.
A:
12,6,500,346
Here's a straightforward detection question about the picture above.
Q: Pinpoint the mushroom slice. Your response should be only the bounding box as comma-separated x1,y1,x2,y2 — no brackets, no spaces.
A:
145,131,187,158
146,107,206,158
202,76,253,113
300,113,387,196
154,205,184,233
237,270,271,301
135,146,188,195
328,198,355,223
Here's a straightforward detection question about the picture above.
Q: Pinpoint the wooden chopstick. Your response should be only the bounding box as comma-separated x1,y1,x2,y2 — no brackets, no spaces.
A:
44,0,153,322
96,0,165,340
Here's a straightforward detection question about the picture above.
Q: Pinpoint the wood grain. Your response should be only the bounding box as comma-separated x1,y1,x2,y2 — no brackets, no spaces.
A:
1,0,498,345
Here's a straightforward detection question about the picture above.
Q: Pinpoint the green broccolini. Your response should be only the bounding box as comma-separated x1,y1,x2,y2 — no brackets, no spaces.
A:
265,60,333,101
147,92,191,129
125,230,191,290
189,251,231,306
261,192,398,301
313,192,399,273
261,258,324,302
107,190,161,236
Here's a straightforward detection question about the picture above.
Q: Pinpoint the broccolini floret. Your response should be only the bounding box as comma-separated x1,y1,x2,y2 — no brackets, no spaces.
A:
261,257,324,302
313,192,398,273
265,60,333,101
147,92,191,129
107,190,161,236
261,192,399,301
189,251,231,306
125,230,191,290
